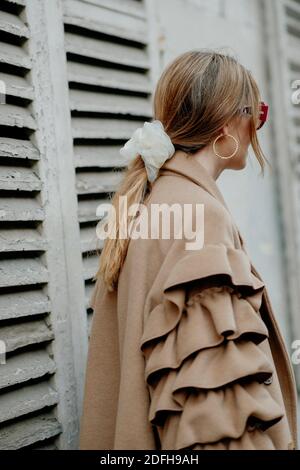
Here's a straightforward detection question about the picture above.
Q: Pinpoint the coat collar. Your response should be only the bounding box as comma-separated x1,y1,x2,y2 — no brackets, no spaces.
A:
160,150,231,212
160,150,246,249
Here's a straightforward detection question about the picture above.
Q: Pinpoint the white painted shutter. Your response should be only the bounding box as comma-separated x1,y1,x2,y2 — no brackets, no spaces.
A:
62,0,153,334
284,0,300,165
0,0,62,449
283,0,300,388
265,0,300,388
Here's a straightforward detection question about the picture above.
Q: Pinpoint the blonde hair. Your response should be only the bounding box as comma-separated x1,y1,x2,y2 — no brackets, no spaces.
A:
93,49,270,291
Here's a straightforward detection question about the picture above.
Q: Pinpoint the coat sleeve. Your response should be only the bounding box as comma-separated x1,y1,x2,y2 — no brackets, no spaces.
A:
139,243,285,450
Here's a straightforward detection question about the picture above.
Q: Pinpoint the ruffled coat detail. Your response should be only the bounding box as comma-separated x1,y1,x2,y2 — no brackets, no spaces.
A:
140,244,285,449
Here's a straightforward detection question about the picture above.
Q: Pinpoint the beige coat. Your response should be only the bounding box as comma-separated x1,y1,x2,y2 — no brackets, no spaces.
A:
79,150,298,450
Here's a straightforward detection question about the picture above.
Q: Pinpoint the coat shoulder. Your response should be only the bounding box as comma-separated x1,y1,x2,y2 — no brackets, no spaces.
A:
150,173,226,210
145,173,235,248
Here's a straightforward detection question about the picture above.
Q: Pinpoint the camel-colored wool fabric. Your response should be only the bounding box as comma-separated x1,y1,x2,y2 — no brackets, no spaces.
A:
79,150,298,450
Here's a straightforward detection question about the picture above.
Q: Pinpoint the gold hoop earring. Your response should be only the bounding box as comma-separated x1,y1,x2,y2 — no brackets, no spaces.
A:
213,134,239,159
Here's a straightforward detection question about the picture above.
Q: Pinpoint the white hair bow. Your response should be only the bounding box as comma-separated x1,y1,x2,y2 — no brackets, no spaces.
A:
119,120,175,183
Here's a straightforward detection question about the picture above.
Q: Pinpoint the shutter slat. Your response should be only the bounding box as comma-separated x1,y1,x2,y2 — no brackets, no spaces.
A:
65,32,149,69
0,320,54,353
0,10,29,38
0,104,36,130
81,225,103,252
0,259,49,288
72,117,145,139
0,72,34,101
0,228,48,252
0,231,39,248
0,413,61,450
69,89,152,117
76,170,123,194
0,40,31,69
74,145,124,168
79,0,146,19
0,350,56,390
0,290,51,321
4,0,26,7
0,138,40,161
287,15,300,37
83,254,99,280
67,61,152,93
78,197,108,222
63,0,147,44
286,0,300,16
0,166,42,191
0,383,59,425
0,198,44,222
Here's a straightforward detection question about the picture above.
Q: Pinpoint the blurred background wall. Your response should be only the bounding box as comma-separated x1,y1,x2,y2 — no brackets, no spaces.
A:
0,0,299,449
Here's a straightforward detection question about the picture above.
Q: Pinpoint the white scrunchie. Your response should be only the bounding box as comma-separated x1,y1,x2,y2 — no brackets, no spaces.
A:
119,120,175,183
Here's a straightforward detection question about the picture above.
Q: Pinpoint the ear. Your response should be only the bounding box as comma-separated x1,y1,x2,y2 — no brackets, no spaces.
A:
219,123,230,136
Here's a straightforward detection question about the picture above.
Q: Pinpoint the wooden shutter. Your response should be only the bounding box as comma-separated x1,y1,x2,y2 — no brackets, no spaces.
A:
283,0,300,387
284,0,300,164
0,0,61,449
62,0,153,335
0,0,90,449
265,0,300,387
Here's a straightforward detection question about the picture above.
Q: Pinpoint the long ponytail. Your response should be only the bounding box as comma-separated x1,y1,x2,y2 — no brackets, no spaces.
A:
93,156,151,291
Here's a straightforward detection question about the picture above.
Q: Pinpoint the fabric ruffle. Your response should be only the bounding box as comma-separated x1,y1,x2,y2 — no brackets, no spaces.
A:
140,244,285,450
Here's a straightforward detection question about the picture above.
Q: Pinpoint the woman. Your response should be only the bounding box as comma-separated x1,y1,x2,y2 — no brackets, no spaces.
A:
79,50,298,450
